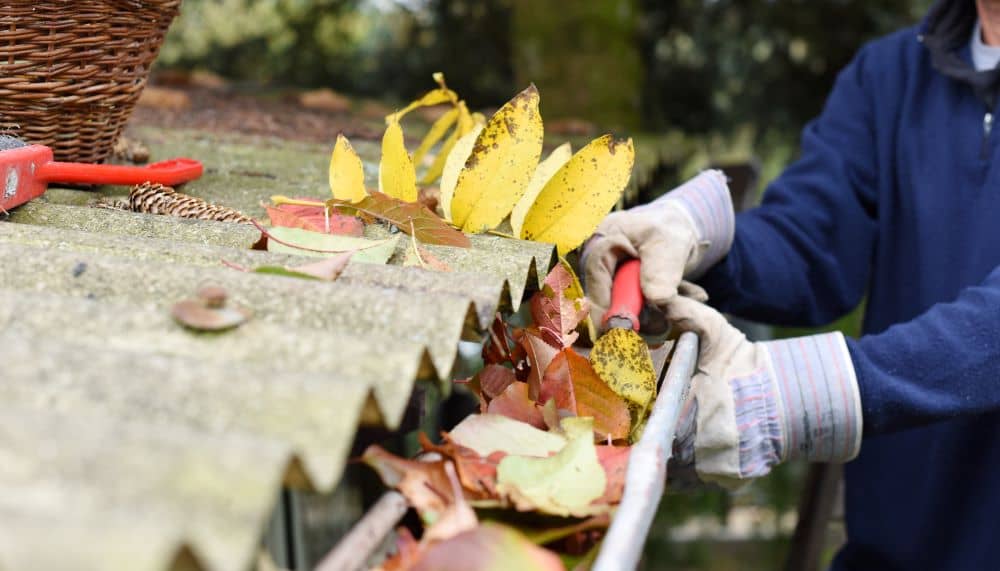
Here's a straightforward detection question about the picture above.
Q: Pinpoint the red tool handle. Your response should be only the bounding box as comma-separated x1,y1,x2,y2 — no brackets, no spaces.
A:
602,258,643,331
36,158,203,187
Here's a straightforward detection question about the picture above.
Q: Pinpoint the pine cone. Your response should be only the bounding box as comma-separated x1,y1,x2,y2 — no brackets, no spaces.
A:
128,183,253,224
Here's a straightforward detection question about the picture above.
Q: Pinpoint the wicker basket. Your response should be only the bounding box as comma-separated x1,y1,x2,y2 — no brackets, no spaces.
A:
0,1,181,163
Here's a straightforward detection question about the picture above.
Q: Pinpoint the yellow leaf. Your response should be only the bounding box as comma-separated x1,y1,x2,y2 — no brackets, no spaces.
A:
378,117,418,203
511,142,572,239
328,134,367,203
387,73,458,122
521,135,634,255
590,327,657,438
412,107,459,167
450,85,544,233
439,124,484,222
419,124,460,187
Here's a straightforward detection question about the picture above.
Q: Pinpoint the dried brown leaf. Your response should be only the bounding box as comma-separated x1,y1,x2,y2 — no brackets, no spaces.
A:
330,191,470,247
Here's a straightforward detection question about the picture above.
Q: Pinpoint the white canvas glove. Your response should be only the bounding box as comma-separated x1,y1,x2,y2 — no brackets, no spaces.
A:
666,296,863,489
582,170,735,325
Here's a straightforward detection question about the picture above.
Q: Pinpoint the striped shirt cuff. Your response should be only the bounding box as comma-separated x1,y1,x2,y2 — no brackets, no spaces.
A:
762,332,863,463
664,170,735,279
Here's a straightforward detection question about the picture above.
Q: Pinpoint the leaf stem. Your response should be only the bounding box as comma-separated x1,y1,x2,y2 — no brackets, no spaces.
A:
270,195,327,208
409,220,428,269
487,229,517,239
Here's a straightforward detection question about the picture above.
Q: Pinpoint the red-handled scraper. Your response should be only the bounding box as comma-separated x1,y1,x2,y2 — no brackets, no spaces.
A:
0,135,203,212
590,259,659,438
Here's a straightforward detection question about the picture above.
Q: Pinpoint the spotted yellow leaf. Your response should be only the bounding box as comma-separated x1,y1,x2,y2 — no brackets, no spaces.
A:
328,134,367,203
590,327,656,440
511,142,572,239
378,116,417,203
521,135,634,255
450,85,544,232
439,124,483,222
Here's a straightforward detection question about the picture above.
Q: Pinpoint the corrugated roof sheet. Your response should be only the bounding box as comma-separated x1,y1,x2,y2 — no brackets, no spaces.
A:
0,129,555,571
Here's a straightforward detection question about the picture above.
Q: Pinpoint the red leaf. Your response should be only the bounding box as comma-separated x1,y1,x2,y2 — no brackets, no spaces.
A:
595,445,630,504
538,350,631,441
515,327,559,401
380,528,422,571
412,523,566,571
420,434,504,498
479,364,516,400
265,199,364,236
482,314,514,366
487,382,547,429
361,445,456,520
331,190,470,247
530,264,590,349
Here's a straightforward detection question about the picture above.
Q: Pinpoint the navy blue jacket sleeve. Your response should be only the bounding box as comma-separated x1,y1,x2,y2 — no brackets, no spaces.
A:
699,45,880,327
849,265,1000,435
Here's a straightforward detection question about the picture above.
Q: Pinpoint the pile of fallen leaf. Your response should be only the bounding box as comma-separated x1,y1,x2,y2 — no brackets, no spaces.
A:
209,76,648,568
362,262,658,571
236,73,633,275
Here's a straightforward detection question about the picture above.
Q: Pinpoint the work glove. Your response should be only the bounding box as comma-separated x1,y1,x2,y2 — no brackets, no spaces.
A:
582,170,735,327
666,295,863,490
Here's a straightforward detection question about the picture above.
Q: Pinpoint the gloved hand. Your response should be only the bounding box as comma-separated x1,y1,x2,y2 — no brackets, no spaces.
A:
666,295,863,489
582,170,735,327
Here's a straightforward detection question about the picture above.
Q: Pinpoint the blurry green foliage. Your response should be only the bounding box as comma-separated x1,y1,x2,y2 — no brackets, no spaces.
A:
163,0,933,134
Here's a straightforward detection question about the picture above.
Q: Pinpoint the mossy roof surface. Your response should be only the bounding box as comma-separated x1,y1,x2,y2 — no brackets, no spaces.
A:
0,126,556,571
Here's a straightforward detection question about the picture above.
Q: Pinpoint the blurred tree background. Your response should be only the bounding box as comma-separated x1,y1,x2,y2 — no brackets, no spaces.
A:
158,1,933,568
160,0,932,134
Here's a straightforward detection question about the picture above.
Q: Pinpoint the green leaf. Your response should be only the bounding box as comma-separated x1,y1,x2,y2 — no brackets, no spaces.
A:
496,432,608,517
266,227,400,263
447,414,566,458
250,252,353,281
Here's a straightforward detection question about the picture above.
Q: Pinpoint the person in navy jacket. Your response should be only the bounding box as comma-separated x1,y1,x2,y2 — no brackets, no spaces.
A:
584,0,1000,568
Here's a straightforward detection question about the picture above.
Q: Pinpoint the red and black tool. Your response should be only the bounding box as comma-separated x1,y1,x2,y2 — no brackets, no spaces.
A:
0,135,203,212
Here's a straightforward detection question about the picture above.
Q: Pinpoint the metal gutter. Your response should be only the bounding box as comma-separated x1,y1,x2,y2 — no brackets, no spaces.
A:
593,331,699,571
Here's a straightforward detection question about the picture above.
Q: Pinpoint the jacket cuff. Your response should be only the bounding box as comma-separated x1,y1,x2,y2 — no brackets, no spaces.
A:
762,332,863,463
665,170,735,278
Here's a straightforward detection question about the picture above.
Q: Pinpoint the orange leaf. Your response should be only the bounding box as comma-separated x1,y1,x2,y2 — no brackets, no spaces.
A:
595,445,630,504
330,190,470,247
420,433,504,498
380,527,421,571
538,350,631,441
488,382,546,429
412,523,566,571
479,364,516,400
265,200,364,236
361,445,456,521
515,327,559,401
